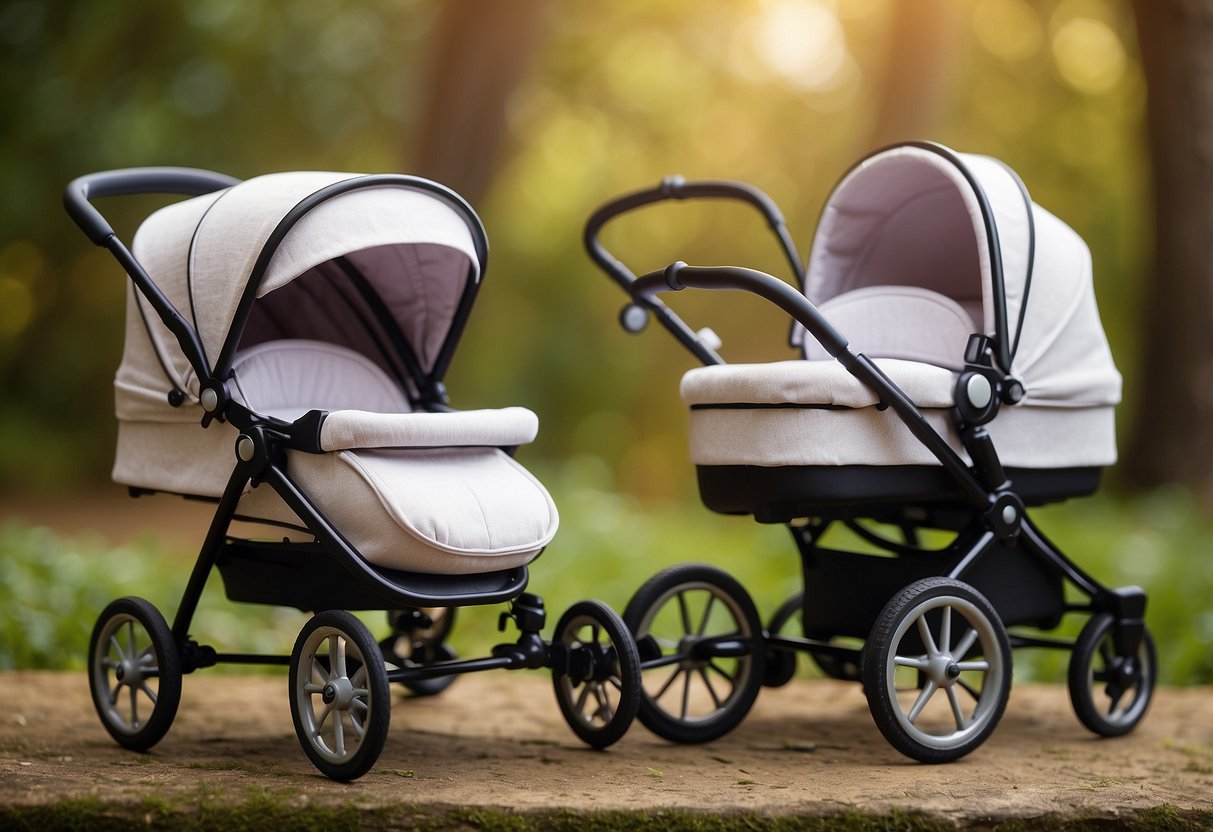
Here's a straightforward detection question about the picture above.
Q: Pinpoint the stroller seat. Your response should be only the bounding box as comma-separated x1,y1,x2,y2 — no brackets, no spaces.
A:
107,170,562,576
230,339,557,574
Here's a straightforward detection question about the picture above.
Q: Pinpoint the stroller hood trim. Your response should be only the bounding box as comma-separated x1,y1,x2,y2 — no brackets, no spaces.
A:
121,172,485,420
801,142,1120,409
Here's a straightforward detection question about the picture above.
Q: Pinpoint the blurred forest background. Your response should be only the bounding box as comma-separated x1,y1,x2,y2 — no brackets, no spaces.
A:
1,0,1211,684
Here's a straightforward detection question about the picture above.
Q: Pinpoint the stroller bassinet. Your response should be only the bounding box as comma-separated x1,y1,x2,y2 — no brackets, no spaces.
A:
586,142,1153,764
680,144,1121,517
68,168,641,781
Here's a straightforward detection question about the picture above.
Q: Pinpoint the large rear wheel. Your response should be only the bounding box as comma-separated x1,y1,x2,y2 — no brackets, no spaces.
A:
290,610,390,781
862,578,1011,763
623,564,765,744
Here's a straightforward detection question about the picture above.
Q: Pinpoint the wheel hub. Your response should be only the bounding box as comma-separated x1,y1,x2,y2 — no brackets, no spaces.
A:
678,635,706,671
927,655,960,687
322,677,355,709
116,657,144,688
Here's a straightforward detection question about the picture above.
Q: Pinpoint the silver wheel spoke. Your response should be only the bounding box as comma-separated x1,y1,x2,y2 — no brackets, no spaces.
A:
946,685,968,731
707,660,736,685
334,637,347,679
698,667,723,709
940,606,952,653
957,678,981,700
333,711,345,757
594,683,614,724
916,614,939,657
351,698,368,714
955,660,989,672
315,703,333,731
110,634,126,663
697,594,716,637
953,628,979,660
126,622,137,667
680,669,691,719
349,710,365,739
311,657,328,686
653,666,681,702
906,680,938,724
677,592,692,635
140,682,158,705
608,674,622,691
350,666,367,688
129,685,139,727
575,682,592,714
303,683,324,694
894,655,930,670
109,681,122,706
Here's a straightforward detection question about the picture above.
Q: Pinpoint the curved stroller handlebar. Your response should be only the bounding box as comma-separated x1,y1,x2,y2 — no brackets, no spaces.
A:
63,167,240,383
632,262,994,511
633,262,848,357
584,177,807,363
65,167,241,245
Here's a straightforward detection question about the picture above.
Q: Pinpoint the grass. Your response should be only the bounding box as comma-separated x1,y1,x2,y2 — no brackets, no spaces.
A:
0,798,1210,832
1,460,1211,685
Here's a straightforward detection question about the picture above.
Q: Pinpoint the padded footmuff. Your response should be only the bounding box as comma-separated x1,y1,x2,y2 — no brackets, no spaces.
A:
238,446,558,575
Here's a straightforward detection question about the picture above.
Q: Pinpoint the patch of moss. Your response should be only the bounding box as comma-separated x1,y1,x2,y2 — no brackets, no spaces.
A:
1,799,1210,832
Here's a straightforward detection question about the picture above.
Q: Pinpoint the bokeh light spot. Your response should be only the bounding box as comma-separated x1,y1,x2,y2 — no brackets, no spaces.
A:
0,278,34,339
972,0,1043,62
1052,17,1125,94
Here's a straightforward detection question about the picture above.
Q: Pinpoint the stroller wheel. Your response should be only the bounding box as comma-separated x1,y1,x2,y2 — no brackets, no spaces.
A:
88,597,182,752
763,592,801,687
862,578,1011,764
623,564,765,743
382,607,459,697
552,600,641,749
290,610,390,781
1068,613,1156,737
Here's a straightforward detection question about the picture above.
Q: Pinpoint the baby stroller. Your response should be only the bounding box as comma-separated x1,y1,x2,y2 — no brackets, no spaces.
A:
584,142,1154,762
66,168,641,780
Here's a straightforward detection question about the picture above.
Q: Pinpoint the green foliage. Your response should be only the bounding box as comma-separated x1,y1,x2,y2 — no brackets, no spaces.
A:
0,0,1154,499
2,474,1211,685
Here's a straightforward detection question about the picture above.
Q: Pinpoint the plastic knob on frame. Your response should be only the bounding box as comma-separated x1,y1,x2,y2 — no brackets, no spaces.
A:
619,304,649,334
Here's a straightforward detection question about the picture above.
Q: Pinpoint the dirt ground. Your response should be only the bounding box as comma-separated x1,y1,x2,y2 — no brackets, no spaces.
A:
1,670,1210,827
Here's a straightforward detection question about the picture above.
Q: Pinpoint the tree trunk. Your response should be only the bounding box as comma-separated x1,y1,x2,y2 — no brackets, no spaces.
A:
411,0,550,206
1123,0,1213,501
867,0,966,150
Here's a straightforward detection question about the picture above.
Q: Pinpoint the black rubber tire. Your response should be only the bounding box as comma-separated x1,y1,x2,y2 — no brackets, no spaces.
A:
862,578,1011,764
622,564,765,744
88,596,182,752
382,607,459,697
552,600,641,749
290,610,390,781
1068,613,1156,737
763,592,801,687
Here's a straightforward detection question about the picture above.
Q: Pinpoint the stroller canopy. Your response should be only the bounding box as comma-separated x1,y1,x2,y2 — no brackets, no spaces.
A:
118,172,485,423
802,143,1120,409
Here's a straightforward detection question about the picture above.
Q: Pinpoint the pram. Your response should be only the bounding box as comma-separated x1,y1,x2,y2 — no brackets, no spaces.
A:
584,142,1155,762
66,168,641,780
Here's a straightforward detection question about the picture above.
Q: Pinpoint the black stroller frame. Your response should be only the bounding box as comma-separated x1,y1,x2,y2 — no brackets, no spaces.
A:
584,144,1155,762
66,169,642,781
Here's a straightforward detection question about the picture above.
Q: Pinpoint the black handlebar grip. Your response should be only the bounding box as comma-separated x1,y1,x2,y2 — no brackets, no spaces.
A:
65,167,240,245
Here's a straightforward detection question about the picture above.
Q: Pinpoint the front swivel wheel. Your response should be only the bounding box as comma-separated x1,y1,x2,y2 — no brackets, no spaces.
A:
290,610,390,781
1068,613,1156,737
552,600,641,749
88,597,182,751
